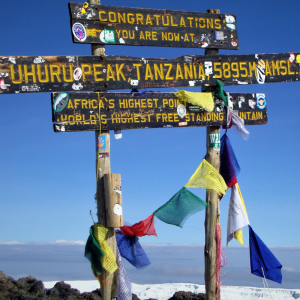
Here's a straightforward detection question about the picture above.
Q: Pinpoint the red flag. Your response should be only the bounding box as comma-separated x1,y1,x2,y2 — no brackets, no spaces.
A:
120,214,157,237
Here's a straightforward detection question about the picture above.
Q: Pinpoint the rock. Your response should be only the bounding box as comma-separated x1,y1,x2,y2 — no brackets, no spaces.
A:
168,291,205,300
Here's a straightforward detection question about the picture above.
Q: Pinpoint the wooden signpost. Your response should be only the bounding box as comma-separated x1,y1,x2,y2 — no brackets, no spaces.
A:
0,2,294,300
0,53,299,94
69,3,239,49
51,92,267,132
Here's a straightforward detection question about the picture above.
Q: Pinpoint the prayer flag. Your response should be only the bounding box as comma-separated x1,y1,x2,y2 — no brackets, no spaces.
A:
116,230,151,269
249,225,282,284
120,214,157,237
117,248,132,300
84,226,105,276
94,224,118,273
153,187,207,228
173,90,214,112
185,159,227,196
227,184,250,245
220,133,241,188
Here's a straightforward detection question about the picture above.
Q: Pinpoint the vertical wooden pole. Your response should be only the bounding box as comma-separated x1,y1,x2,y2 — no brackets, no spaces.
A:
88,0,118,299
204,9,220,300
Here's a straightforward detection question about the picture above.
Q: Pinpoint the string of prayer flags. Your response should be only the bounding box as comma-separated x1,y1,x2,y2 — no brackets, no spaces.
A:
94,224,118,274
249,225,282,284
116,230,151,269
227,184,250,245
231,112,250,140
120,214,157,237
84,226,105,276
116,248,132,300
185,159,227,196
153,187,207,228
215,80,229,107
173,90,214,112
233,183,249,245
220,133,241,188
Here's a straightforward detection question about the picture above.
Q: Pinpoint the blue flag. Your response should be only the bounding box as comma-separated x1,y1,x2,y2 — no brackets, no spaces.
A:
249,225,282,284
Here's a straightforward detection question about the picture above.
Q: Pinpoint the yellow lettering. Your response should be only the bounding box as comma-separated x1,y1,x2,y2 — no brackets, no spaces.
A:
223,62,231,78
146,14,153,25
37,64,49,83
67,99,74,109
265,61,271,76
62,65,73,82
239,62,248,77
162,16,170,26
184,63,193,79
99,11,107,21
288,60,295,74
118,12,126,23
154,15,161,25
10,65,23,84
136,13,144,25
108,12,117,22
50,64,61,82
116,64,126,81
164,63,174,80
214,19,221,29
184,33,189,42
187,17,193,27
199,18,205,28
139,31,145,40
127,13,135,24
81,64,91,81
93,64,104,81
162,32,167,41
106,64,115,81
271,60,280,76
145,31,151,40
145,64,154,80
248,62,256,77
176,63,183,79
171,16,178,26
108,99,114,108
154,63,164,80
280,60,287,75
231,62,239,78
133,63,142,80
214,62,222,78
180,17,186,27
24,64,36,83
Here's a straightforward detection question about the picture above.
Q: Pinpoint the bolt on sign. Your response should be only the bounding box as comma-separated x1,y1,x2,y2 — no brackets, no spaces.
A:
51,92,267,132
0,53,299,94
69,3,239,49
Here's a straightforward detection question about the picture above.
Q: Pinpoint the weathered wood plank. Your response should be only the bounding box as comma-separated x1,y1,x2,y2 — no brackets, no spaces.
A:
69,3,238,49
0,53,298,94
51,92,267,132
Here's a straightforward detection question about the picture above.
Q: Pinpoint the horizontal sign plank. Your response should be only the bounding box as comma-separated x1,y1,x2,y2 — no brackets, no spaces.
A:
0,53,298,94
69,3,238,49
51,92,267,132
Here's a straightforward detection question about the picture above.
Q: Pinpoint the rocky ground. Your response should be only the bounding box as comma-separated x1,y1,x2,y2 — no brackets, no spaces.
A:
0,271,205,300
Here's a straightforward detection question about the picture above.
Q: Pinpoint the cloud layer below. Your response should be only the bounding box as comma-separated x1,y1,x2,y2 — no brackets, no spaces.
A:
0,242,299,289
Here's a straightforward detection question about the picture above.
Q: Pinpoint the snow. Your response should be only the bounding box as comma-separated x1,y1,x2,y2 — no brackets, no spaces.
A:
43,280,300,300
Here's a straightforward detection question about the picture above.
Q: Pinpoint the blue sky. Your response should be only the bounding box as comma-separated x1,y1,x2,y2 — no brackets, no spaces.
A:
1,0,300,258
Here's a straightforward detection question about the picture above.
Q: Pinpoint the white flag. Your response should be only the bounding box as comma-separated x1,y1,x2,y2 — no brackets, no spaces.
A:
227,184,250,245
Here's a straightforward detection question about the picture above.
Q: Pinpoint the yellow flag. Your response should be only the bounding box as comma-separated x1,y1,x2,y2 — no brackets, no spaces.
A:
173,91,214,112
185,159,227,196
94,224,118,274
233,183,249,245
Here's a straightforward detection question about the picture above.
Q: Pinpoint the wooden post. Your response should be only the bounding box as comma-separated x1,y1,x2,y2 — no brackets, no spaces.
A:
89,0,118,299
204,9,221,300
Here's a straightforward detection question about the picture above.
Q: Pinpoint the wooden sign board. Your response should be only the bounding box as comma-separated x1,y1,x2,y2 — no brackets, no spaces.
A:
0,53,298,94
69,3,239,49
51,92,267,132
